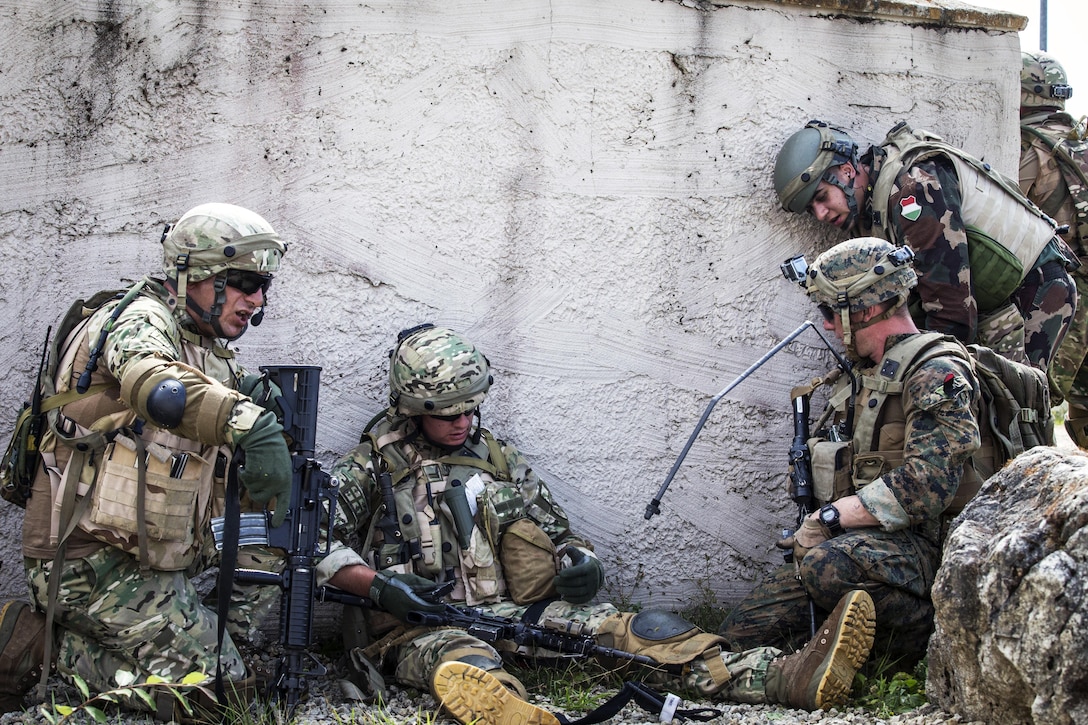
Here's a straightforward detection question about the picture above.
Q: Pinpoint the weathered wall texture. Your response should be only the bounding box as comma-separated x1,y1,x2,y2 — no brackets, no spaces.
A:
0,0,1025,608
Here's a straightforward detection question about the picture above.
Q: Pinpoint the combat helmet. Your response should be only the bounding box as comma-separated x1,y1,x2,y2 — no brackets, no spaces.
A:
774,120,860,221
389,324,492,417
803,237,917,349
1021,51,1073,113
161,202,287,337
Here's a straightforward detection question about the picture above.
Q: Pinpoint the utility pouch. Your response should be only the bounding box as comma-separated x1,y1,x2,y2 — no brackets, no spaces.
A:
967,226,1025,312
852,452,890,489
85,436,206,567
809,438,854,503
0,405,41,508
499,517,559,605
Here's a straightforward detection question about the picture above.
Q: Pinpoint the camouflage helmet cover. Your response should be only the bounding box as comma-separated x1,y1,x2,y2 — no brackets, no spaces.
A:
1021,51,1073,112
805,237,918,314
161,202,287,283
389,325,492,417
774,120,859,214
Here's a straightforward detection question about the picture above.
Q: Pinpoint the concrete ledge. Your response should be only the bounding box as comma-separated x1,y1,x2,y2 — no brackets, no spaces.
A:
708,0,1028,31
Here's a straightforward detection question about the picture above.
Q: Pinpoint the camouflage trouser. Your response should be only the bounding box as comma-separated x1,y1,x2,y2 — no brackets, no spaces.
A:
1014,259,1077,369
375,598,781,705
26,545,281,707
718,529,939,665
1049,272,1088,415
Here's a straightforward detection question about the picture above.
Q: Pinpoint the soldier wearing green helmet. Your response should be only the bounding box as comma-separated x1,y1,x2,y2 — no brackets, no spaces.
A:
774,118,1079,375
720,237,982,668
1019,50,1088,448
316,324,880,725
1,202,295,716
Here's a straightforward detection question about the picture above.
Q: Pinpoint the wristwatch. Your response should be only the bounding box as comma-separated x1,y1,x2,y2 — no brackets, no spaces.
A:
818,503,843,537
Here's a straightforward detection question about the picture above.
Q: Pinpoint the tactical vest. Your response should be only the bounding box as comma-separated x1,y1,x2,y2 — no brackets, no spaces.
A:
869,122,1061,312
816,333,981,542
361,418,525,606
1021,112,1088,256
23,286,237,572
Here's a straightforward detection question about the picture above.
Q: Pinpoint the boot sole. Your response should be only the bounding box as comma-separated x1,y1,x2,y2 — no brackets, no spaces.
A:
432,661,559,725
812,590,876,709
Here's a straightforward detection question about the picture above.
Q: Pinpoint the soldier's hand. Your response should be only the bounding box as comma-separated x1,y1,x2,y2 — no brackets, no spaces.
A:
236,410,292,526
370,571,445,620
238,372,284,418
791,517,832,562
555,546,604,604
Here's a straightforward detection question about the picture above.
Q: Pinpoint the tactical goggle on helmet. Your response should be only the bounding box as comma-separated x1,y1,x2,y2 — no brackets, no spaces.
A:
781,237,917,346
161,202,287,317
388,324,493,417
1021,51,1073,112
774,120,860,215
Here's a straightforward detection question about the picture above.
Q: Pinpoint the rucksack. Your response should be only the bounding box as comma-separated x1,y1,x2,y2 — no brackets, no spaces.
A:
896,333,1053,510
0,283,146,507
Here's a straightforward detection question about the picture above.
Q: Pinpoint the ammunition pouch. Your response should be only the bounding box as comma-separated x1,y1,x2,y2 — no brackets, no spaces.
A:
809,438,854,503
499,518,560,605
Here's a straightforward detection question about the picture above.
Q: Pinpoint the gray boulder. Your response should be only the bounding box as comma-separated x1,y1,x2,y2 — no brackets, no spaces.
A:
927,446,1088,724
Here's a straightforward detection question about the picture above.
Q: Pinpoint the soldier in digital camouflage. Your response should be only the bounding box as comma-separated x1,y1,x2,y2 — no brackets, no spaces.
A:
0,203,296,717
773,117,1079,375
719,237,982,667
1018,51,1088,447
313,325,879,725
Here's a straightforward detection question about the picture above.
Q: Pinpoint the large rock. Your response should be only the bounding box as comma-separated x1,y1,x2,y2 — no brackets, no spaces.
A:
928,446,1088,724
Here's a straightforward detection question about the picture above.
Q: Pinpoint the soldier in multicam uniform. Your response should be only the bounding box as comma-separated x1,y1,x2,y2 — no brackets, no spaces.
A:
0,203,295,716
773,117,1079,372
719,238,982,667
314,324,878,725
1019,51,1088,447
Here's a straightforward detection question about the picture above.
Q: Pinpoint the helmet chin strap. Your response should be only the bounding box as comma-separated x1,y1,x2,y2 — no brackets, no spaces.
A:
183,273,251,341
822,165,860,229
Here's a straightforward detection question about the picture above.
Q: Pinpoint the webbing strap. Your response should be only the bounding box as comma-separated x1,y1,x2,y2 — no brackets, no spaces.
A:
215,450,243,707
556,681,720,724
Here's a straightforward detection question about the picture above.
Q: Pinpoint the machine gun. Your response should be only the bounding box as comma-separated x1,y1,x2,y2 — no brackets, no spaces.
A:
404,604,662,669
213,365,339,715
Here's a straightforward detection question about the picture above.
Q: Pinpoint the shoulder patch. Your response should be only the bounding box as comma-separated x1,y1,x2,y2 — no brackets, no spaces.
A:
899,194,922,222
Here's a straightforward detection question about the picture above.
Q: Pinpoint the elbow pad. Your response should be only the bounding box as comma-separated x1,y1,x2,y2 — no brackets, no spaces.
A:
120,356,244,444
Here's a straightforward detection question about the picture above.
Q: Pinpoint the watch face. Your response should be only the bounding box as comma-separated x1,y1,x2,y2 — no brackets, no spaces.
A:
820,507,837,523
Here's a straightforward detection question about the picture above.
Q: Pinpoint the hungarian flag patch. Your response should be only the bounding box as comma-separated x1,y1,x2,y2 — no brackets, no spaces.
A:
899,195,922,222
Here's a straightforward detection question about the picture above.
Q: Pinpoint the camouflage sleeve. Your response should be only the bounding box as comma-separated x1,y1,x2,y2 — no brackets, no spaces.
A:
887,157,977,343
329,441,380,547
496,438,592,551
857,355,980,529
93,295,185,378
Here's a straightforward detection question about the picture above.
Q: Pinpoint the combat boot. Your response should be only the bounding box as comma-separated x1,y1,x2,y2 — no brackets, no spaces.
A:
0,600,49,712
765,589,875,711
432,660,558,725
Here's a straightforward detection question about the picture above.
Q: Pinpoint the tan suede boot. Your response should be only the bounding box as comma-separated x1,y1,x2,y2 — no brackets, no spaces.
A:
765,590,876,710
432,661,558,725
0,601,49,712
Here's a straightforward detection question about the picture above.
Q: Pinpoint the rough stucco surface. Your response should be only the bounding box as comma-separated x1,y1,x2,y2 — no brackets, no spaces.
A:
0,0,1023,609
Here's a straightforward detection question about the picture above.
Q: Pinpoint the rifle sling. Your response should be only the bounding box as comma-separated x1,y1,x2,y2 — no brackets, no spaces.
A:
215,451,243,705
557,680,720,724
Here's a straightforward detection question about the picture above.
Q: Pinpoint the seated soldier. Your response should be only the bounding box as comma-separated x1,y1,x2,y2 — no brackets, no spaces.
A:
315,324,879,725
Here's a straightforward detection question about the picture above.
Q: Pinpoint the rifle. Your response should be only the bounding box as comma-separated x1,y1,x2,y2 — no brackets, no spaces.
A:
404,603,662,669
214,365,339,714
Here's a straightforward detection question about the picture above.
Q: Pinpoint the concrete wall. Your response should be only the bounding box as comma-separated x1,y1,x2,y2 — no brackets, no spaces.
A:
0,0,1025,609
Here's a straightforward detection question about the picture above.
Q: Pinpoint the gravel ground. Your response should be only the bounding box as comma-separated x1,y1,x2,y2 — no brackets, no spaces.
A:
1,648,980,725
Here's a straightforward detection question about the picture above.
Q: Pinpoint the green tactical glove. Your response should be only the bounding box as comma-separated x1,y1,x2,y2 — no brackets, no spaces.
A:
369,571,445,621
236,410,292,527
238,372,284,417
554,546,605,604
